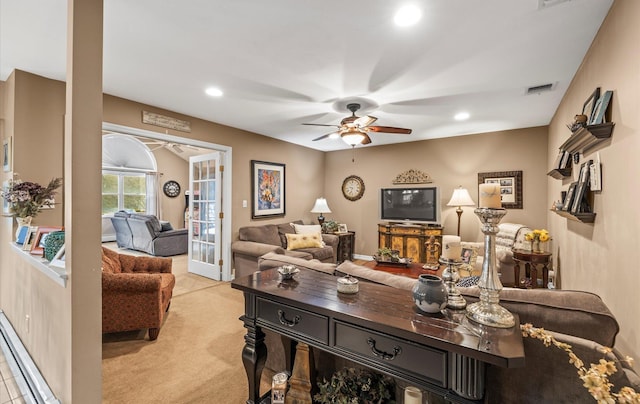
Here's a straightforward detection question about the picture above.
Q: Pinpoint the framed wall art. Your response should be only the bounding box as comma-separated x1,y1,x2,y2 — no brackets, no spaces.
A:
477,170,523,209
582,87,600,123
2,136,11,172
251,160,285,219
30,226,64,256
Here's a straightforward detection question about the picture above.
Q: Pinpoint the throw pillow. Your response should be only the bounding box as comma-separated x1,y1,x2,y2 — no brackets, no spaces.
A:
286,232,324,250
291,223,322,234
291,223,326,246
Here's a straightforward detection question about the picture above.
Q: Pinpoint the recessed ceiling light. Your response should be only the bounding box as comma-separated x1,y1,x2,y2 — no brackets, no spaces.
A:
394,5,421,27
205,87,223,97
454,112,470,121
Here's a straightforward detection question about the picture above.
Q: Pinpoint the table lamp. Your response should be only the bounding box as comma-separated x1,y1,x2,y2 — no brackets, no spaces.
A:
310,197,332,226
447,186,475,236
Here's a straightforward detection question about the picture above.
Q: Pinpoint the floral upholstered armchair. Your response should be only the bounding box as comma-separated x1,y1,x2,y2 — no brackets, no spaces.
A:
101,247,175,340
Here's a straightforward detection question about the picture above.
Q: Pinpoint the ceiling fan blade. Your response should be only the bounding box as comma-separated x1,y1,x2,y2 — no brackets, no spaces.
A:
312,132,338,141
361,134,372,145
149,145,165,152
354,115,377,128
302,123,341,128
367,126,412,134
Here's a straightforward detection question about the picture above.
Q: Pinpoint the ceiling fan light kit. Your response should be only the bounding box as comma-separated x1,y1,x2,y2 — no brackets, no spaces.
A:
304,102,412,147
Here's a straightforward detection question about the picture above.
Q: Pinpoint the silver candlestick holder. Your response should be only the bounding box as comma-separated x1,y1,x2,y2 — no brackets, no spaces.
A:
465,208,515,328
439,258,467,310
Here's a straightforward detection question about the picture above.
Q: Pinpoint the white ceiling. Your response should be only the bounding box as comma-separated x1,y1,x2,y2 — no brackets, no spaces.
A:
0,0,613,151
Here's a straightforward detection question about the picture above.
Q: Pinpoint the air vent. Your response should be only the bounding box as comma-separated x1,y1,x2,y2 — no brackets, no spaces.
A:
526,83,555,95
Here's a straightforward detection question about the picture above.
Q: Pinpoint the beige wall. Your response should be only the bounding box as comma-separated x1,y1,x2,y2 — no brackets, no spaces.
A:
152,147,189,228
324,127,549,255
0,70,70,400
103,95,327,233
548,0,639,369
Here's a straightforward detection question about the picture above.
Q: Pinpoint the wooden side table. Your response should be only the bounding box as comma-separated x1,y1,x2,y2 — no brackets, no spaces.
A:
335,231,355,263
512,249,552,289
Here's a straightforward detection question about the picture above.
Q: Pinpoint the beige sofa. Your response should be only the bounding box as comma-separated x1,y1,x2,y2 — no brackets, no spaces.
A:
231,220,338,279
254,254,640,403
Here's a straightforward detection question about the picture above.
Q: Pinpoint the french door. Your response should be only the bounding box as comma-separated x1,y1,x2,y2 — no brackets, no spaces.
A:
188,152,223,280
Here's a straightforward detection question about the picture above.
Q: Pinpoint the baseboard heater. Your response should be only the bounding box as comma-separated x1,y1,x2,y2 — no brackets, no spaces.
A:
0,311,60,404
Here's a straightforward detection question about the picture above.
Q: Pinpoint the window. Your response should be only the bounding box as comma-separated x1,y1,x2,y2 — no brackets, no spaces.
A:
102,171,147,215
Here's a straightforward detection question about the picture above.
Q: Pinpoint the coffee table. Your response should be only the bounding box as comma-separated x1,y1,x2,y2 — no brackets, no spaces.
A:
362,260,443,279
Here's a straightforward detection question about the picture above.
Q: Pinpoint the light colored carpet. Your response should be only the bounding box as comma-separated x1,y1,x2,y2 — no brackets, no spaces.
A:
102,283,248,403
101,243,248,403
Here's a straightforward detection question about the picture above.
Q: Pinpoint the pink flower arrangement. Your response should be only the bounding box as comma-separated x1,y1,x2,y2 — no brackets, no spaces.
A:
1,177,62,218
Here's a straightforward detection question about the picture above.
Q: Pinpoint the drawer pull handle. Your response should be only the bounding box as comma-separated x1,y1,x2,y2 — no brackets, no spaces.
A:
367,337,402,360
277,309,300,327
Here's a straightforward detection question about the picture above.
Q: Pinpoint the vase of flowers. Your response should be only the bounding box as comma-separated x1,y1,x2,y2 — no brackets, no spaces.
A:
1,177,63,220
525,229,551,253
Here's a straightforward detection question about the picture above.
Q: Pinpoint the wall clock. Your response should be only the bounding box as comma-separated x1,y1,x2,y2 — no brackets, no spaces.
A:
342,175,365,201
163,180,181,198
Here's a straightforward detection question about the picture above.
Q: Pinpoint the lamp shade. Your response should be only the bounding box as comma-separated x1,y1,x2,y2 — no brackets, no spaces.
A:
447,187,475,207
341,132,365,146
310,197,332,213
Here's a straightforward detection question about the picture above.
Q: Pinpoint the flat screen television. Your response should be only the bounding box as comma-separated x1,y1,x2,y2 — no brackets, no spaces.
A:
380,187,440,225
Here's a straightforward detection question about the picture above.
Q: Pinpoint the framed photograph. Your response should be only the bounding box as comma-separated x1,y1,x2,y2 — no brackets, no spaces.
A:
251,160,285,219
337,223,348,233
30,226,64,256
590,90,613,125
563,182,578,211
571,160,592,214
50,245,66,269
22,226,39,251
459,244,479,276
2,180,10,215
2,136,11,172
582,87,601,123
478,170,523,209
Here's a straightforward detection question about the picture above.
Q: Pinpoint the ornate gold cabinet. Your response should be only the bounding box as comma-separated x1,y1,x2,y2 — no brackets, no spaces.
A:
378,223,443,263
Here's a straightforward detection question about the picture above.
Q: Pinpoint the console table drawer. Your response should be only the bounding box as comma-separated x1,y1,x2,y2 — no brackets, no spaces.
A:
334,321,447,387
257,298,329,344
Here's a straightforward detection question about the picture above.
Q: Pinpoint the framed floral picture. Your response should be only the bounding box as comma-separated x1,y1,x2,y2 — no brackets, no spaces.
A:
251,160,285,219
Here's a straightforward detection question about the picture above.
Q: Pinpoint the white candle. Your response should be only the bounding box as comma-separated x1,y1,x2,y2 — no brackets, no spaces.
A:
404,386,423,404
479,183,502,208
442,235,462,260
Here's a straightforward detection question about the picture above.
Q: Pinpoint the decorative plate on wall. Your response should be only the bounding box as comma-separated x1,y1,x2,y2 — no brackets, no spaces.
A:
163,180,181,198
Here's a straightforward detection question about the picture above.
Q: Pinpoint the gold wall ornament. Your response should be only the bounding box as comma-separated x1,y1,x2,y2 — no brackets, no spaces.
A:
142,111,192,133
392,169,433,184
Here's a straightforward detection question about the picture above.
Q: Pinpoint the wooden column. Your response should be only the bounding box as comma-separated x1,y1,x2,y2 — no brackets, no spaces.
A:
65,0,104,401
285,342,315,404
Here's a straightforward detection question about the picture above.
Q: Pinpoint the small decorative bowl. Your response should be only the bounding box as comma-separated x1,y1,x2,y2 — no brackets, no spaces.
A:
337,275,359,294
278,265,299,280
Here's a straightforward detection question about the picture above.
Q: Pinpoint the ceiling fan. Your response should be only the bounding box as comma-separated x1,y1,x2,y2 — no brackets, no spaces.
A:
303,103,412,146
143,140,199,154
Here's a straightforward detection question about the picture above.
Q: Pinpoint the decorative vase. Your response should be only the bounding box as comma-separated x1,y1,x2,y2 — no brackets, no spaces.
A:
412,274,447,314
532,241,544,253
15,216,32,239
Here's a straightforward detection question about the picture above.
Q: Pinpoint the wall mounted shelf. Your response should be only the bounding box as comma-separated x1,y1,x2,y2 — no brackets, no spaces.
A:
560,122,614,155
553,209,596,223
547,167,572,180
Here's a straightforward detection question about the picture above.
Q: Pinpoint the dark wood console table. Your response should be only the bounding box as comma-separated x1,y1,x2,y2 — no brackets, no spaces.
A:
232,268,525,403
